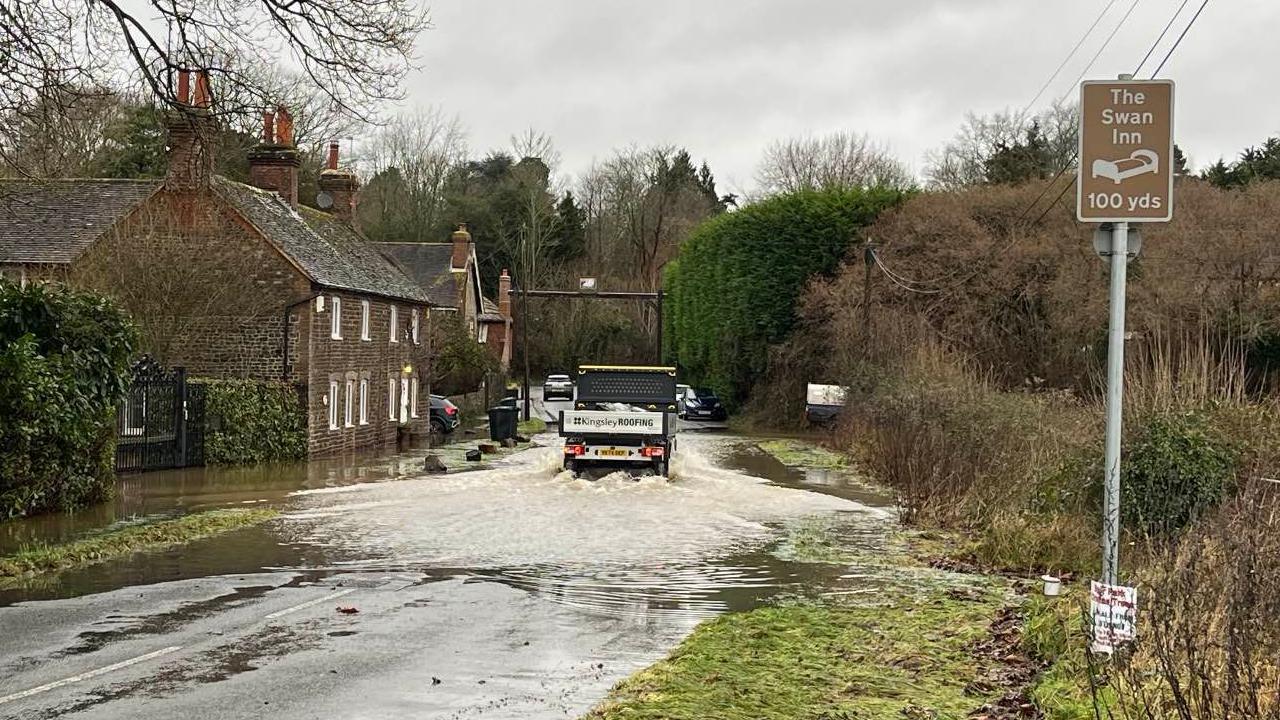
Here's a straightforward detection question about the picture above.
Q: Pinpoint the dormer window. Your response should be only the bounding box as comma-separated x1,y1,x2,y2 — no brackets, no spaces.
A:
330,296,342,340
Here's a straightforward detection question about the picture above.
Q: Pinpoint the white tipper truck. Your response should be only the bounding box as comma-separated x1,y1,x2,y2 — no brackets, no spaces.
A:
559,365,679,476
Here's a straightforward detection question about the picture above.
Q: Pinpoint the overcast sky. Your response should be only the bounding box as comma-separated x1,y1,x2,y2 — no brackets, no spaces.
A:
399,0,1276,195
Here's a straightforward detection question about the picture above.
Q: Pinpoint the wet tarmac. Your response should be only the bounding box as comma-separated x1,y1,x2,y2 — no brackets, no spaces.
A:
0,431,895,719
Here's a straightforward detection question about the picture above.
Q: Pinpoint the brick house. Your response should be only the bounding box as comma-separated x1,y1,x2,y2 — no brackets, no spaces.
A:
377,227,514,371
0,74,465,457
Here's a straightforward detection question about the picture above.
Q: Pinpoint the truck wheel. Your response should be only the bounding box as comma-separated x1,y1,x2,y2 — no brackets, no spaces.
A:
653,459,669,476
563,458,575,473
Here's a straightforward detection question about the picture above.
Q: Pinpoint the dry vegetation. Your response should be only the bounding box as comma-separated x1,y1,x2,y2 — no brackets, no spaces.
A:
747,178,1280,713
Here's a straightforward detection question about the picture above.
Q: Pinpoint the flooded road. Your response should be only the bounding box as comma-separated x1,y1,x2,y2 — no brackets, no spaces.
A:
0,433,894,719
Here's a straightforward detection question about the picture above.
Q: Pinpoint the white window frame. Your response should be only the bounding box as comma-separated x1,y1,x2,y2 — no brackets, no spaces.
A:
400,377,410,423
344,378,355,428
330,296,342,340
328,380,339,430
411,308,420,344
410,377,419,418
477,323,488,344
360,300,370,341
389,305,399,343
359,377,369,425
387,373,398,421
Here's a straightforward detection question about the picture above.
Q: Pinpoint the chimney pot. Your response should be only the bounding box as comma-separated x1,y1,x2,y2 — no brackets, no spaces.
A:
193,71,210,109
276,106,294,147
327,142,339,171
176,70,190,105
262,111,275,144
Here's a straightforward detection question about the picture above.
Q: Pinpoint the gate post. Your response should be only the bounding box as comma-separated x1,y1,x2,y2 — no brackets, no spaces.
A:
175,367,189,467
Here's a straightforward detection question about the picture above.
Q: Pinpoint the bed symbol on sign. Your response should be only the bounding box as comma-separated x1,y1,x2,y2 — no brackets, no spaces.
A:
1091,149,1159,184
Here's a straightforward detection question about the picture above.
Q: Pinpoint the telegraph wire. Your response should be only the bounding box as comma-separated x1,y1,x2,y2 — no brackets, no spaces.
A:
1151,0,1210,77
1020,0,1120,119
1054,0,1145,106
1132,0,1189,76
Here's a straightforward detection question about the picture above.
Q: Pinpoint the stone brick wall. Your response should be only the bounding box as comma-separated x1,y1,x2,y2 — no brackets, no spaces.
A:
305,289,432,457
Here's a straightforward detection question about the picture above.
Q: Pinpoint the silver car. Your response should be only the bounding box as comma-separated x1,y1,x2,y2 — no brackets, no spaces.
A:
542,374,574,400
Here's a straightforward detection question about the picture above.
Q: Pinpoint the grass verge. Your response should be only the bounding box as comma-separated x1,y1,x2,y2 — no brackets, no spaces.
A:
518,417,548,436
0,508,278,579
587,585,1008,720
757,438,848,470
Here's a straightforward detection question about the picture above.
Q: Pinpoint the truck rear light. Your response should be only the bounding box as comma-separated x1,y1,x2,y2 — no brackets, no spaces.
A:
640,446,665,458
445,406,457,415
565,444,586,456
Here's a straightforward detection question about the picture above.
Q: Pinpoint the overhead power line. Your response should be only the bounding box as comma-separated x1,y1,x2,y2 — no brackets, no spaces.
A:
1020,0,1120,118
1054,0,1145,106
1152,0,1211,77
1132,0,1190,76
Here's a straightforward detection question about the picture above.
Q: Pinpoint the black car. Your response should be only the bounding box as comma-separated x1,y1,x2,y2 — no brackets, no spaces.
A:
430,395,461,434
680,387,728,421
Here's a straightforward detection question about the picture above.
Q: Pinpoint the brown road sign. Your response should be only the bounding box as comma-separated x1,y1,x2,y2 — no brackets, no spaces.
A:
1077,79,1175,223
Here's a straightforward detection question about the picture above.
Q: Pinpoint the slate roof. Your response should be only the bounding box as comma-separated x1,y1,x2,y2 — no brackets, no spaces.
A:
0,179,161,264
374,242,464,307
0,175,432,304
211,178,429,303
479,296,505,323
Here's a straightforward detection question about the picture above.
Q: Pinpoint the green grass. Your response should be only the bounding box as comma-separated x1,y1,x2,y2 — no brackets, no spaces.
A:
587,514,1014,720
1022,587,1115,719
757,438,848,470
587,590,1006,720
0,508,278,579
518,417,548,436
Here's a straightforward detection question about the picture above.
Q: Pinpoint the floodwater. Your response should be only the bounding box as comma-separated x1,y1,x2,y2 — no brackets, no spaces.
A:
2,434,893,615
0,431,900,719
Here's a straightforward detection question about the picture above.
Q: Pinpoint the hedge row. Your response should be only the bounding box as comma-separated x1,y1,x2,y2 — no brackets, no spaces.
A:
198,379,308,465
0,279,136,519
665,187,903,404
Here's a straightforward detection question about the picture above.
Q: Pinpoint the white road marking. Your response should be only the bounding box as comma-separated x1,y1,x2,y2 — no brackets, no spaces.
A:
263,588,356,620
0,645,183,705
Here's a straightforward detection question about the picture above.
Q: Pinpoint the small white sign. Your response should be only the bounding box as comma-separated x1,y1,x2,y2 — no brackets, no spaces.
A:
1090,580,1138,653
579,277,598,291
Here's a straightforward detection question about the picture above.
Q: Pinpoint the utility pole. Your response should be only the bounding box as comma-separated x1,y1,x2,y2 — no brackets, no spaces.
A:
1101,221,1129,586
521,279,531,422
861,239,876,343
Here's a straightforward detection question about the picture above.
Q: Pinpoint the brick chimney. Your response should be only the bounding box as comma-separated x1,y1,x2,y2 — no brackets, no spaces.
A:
451,224,472,270
318,141,360,227
165,69,215,192
248,106,301,207
498,269,512,319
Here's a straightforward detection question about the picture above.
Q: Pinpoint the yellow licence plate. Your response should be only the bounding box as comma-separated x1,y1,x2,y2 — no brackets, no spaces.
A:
597,449,629,457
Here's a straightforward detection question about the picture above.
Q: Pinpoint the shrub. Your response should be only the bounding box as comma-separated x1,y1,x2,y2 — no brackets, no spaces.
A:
199,379,307,465
1120,410,1239,537
0,279,136,518
666,186,904,405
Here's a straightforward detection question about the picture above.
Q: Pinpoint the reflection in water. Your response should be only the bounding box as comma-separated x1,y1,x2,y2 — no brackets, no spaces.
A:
2,435,896,623
0,451,431,554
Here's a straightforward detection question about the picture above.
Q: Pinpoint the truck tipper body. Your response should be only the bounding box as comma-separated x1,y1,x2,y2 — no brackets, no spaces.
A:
559,365,678,476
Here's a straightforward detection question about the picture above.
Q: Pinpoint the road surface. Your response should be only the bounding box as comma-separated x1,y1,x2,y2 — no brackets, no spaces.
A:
0,432,889,719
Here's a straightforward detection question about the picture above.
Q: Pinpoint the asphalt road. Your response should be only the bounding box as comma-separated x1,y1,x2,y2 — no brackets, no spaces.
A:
0,411,880,719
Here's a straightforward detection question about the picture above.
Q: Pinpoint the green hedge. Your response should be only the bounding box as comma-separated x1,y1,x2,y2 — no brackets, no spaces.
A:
665,187,904,404
197,379,307,465
0,279,136,519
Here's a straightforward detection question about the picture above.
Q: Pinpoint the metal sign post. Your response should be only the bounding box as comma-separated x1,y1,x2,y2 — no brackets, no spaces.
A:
1078,75,1175,587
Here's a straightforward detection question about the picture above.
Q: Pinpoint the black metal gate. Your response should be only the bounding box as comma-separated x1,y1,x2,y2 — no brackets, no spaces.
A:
115,357,206,473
